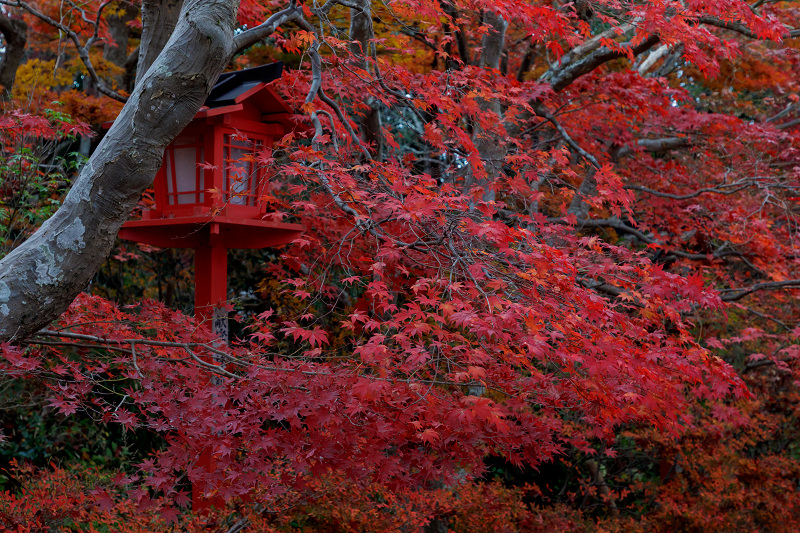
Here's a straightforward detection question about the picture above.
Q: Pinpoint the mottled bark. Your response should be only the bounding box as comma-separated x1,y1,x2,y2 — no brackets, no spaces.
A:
613,137,691,160
0,13,27,93
136,0,185,86
0,0,238,340
480,11,507,70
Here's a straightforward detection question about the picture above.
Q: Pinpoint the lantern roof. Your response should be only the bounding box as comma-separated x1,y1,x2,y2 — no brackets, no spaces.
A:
192,62,301,133
103,62,296,129
204,62,284,108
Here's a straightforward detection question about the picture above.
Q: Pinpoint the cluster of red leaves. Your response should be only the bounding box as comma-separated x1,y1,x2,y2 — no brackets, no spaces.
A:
0,271,738,507
2,0,800,529
0,461,179,532
1,458,595,532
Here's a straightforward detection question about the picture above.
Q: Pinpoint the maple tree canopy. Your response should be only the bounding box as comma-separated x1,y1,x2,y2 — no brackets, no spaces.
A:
0,0,799,529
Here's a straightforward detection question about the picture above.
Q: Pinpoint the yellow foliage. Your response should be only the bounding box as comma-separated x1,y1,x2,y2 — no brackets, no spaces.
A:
104,1,136,18
12,59,74,102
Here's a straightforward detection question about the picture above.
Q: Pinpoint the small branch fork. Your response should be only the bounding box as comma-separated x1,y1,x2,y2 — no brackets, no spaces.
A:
719,280,800,302
0,0,127,102
547,214,800,304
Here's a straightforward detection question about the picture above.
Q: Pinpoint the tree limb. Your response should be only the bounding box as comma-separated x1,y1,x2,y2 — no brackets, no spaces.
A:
234,6,304,52
719,280,800,302
542,34,660,93
540,23,634,84
614,137,691,160
775,116,800,130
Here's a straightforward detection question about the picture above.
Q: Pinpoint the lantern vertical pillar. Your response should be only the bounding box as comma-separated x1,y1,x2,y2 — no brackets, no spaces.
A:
193,241,228,513
194,243,229,341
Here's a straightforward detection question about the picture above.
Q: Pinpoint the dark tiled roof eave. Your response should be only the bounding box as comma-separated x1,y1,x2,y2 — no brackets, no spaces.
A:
204,62,284,108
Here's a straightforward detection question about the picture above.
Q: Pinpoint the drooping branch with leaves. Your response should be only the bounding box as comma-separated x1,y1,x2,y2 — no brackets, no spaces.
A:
0,0,800,529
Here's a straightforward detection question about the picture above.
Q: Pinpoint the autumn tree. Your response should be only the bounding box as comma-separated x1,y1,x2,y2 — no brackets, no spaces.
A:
0,0,800,529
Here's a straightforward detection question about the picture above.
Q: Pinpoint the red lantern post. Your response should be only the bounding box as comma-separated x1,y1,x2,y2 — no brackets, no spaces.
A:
118,63,304,510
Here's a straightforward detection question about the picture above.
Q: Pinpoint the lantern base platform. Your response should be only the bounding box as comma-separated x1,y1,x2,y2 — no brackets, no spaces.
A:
119,215,303,249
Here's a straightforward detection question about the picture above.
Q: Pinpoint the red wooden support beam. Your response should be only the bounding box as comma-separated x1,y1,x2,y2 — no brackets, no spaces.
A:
192,242,228,513
194,243,228,329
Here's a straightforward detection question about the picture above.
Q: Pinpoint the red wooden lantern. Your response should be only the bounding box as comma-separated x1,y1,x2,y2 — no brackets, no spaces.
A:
118,63,305,512
119,62,304,332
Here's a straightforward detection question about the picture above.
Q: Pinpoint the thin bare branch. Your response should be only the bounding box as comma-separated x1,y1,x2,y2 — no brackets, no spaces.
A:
534,102,600,169
720,280,800,302
625,182,749,200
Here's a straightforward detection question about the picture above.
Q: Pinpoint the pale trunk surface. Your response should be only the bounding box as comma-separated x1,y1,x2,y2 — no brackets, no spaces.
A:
137,0,185,86
0,0,237,340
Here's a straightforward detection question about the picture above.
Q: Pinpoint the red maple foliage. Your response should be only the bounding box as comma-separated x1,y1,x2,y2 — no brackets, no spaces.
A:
1,0,800,530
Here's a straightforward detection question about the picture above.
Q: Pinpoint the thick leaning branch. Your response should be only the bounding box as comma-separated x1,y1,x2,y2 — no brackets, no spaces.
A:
0,0,316,342
543,34,660,93
538,22,634,83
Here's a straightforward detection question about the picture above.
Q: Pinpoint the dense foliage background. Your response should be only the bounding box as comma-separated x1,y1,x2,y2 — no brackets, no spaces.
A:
0,0,799,531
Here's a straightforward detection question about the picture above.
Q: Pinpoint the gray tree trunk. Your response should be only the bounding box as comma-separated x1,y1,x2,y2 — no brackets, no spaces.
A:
349,0,383,159
136,0,185,86
467,11,508,202
0,13,27,93
103,2,139,92
0,0,238,341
